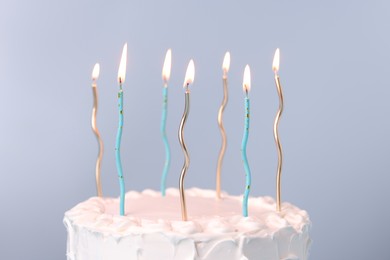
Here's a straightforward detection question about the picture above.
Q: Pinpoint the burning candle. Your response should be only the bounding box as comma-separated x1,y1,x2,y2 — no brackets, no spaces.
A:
179,59,195,221
91,63,104,197
216,52,230,199
160,49,172,197
272,48,284,212
116,43,127,216
242,65,251,217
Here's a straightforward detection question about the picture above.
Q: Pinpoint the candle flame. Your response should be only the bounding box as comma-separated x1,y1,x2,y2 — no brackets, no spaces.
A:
162,49,172,83
183,59,195,87
272,48,280,72
243,65,251,93
92,63,100,81
222,52,230,75
118,43,128,84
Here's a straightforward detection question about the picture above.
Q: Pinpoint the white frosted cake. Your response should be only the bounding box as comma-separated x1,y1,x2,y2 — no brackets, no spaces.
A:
64,188,311,260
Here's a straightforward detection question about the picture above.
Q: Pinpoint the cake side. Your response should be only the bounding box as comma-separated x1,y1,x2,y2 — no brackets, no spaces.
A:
64,188,311,260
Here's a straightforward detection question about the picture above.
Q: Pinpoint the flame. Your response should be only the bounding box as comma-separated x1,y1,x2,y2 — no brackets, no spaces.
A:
272,48,280,72
162,49,172,83
222,52,230,74
118,43,128,84
183,59,195,87
92,63,100,81
243,65,251,93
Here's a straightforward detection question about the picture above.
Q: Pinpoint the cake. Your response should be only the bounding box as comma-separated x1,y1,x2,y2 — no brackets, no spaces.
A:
64,188,311,260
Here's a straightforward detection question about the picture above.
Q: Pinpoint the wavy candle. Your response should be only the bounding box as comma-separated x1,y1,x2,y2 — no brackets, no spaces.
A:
160,49,172,197
179,59,195,221
241,65,251,217
116,43,127,216
272,48,284,212
216,52,230,199
91,63,104,197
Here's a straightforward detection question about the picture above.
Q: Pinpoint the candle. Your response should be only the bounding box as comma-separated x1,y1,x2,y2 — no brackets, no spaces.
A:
160,49,172,197
179,59,195,221
216,51,230,199
116,43,127,216
272,48,284,212
241,65,251,217
91,63,104,197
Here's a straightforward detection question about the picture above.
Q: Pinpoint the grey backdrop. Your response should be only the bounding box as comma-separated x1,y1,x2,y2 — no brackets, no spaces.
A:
1,0,389,259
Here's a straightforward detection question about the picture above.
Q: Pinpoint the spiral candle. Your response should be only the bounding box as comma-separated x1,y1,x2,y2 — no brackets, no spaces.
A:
179,60,195,221
241,65,251,217
216,52,230,199
116,43,127,216
272,48,284,213
161,49,172,196
91,63,104,197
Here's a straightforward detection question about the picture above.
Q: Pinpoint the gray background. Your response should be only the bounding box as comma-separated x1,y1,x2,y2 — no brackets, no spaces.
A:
1,0,389,259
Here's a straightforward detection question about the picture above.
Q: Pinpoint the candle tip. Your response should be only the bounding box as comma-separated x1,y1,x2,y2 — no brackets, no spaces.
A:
183,59,195,87
222,52,230,75
162,49,172,84
243,65,251,93
92,63,100,81
118,43,128,84
272,48,280,72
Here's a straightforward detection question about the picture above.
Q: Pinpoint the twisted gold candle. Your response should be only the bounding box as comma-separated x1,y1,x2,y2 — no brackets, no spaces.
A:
179,59,195,221
272,48,284,212
91,63,104,197
216,52,230,199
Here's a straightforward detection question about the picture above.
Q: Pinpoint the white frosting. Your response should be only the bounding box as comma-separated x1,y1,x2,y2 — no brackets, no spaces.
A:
64,188,311,260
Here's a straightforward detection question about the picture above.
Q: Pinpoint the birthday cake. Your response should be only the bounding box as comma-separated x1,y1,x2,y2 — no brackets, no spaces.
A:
64,188,311,260
66,47,311,259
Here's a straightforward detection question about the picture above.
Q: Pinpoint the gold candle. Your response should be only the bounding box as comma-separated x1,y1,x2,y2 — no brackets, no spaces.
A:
272,48,284,212
91,63,104,197
216,52,230,199
179,59,195,221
